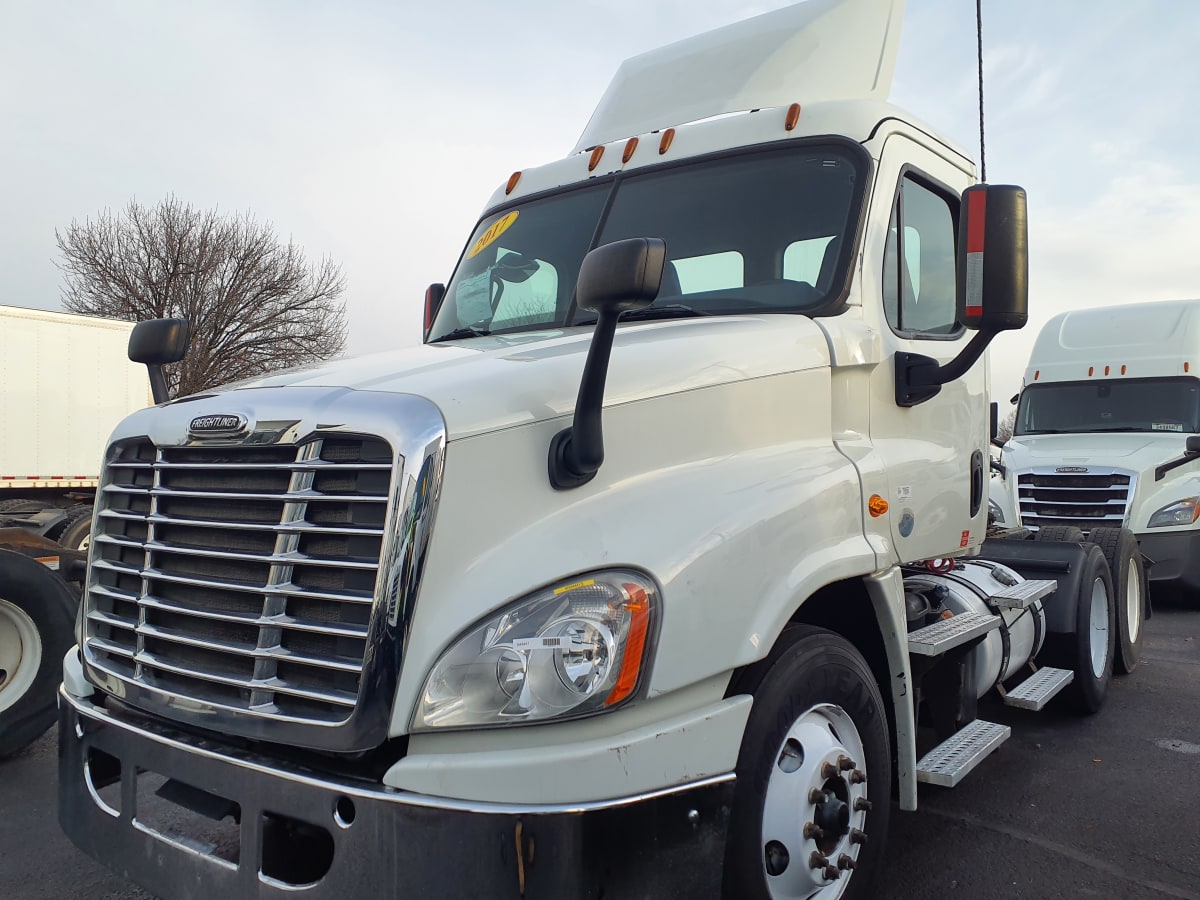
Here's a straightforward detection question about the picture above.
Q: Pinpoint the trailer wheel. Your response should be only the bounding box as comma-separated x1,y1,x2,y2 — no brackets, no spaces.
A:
1086,527,1145,675
54,509,94,553
1034,525,1086,542
1038,545,1115,714
0,550,77,757
723,625,890,899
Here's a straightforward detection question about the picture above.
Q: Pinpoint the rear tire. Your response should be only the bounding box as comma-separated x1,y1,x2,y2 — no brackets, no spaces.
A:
1038,545,1115,713
1035,525,1086,543
1087,527,1145,675
54,508,94,553
0,550,77,756
723,625,891,899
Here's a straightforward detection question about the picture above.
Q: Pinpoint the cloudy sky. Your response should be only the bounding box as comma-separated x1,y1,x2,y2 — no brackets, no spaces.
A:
3,0,1199,403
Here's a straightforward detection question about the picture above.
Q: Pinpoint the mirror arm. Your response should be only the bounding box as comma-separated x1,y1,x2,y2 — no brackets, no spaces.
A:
1155,451,1200,482
147,366,170,404
895,329,998,407
548,311,619,489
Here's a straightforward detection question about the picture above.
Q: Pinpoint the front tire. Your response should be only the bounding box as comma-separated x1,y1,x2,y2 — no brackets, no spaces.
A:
723,625,891,899
1086,527,1145,675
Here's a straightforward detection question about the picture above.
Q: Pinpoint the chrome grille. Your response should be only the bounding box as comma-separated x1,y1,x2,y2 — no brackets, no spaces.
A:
83,435,393,724
1016,468,1133,533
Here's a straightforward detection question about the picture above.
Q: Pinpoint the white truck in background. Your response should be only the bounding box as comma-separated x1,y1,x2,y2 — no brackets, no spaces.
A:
57,2,1145,898
0,304,151,549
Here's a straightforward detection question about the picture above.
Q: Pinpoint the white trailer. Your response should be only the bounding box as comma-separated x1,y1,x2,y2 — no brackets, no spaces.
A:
57,2,1143,897
0,304,151,548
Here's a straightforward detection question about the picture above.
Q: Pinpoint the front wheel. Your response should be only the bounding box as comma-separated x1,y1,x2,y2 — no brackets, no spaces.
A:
723,625,891,899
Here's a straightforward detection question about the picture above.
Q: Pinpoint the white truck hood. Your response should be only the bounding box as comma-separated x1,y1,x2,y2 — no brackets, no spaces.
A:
217,316,832,440
1003,432,1190,473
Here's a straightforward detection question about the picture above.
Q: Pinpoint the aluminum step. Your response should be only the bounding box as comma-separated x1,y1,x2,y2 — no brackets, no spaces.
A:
989,578,1057,610
916,719,1011,787
1002,666,1074,710
907,611,1001,657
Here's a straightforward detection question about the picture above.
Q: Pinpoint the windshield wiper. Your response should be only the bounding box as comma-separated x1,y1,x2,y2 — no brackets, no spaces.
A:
430,326,491,343
619,304,710,322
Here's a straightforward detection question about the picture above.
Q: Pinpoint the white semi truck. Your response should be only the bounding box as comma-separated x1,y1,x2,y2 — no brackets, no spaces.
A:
57,2,1143,897
0,304,151,549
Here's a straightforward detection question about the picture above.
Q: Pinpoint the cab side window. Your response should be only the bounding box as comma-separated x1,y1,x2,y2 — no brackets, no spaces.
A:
883,176,958,336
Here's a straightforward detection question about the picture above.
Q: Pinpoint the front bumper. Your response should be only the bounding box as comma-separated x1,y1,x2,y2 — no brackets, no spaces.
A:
1137,529,1200,591
59,691,734,899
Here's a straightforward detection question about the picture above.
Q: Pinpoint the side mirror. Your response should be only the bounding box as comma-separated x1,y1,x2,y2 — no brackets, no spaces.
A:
956,184,1028,332
1155,434,1200,480
424,283,445,339
128,318,189,404
1186,435,1200,456
548,238,666,489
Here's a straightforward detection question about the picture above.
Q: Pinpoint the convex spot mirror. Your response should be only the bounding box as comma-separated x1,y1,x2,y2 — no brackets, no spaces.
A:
956,184,1028,332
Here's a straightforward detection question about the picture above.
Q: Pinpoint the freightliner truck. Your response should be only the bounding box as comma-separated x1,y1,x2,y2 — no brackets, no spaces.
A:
57,2,1145,897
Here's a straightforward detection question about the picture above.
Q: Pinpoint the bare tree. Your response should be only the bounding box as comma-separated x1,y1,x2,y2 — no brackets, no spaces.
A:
56,196,347,396
997,405,1018,443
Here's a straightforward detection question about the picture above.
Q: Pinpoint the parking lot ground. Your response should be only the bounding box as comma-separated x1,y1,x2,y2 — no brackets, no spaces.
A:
3,602,1198,899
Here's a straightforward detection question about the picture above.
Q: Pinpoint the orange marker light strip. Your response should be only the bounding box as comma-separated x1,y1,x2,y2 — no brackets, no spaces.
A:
868,494,889,517
659,128,675,155
605,585,651,706
785,102,802,131
622,137,639,163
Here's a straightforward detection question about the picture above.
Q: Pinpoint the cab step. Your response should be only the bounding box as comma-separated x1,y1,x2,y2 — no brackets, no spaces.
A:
907,611,1000,656
1001,666,1074,710
988,578,1057,610
916,719,1011,787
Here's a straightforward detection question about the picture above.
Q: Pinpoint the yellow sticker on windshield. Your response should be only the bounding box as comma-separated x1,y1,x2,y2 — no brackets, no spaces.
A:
467,211,519,259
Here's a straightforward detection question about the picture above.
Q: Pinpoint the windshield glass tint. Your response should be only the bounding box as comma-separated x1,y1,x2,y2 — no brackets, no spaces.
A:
427,143,863,340
1015,377,1200,435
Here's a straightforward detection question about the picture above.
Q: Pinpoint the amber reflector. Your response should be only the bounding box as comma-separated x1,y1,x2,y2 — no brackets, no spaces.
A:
658,128,675,155
588,146,605,171
505,171,522,195
622,137,639,163
868,495,889,518
785,102,802,131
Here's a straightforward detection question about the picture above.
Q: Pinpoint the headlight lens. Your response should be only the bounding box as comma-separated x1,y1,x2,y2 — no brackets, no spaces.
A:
414,570,658,731
1147,497,1200,528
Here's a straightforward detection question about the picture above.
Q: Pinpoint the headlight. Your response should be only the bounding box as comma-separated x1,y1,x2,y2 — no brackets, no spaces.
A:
1147,497,1200,528
414,570,658,731
988,498,1005,524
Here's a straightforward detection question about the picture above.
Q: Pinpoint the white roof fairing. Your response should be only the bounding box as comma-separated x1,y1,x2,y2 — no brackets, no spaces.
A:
572,0,904,154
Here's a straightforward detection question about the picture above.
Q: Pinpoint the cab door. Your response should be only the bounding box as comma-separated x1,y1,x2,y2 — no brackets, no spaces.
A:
863,131,988,563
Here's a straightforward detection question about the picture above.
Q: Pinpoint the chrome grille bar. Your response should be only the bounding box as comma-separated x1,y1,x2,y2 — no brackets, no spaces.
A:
1016,467,1135,533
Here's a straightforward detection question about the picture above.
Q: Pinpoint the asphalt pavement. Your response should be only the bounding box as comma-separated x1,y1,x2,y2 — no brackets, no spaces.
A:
2,601,1198,899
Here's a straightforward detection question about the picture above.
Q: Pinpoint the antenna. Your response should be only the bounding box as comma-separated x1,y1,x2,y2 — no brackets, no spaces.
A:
976,0,986,183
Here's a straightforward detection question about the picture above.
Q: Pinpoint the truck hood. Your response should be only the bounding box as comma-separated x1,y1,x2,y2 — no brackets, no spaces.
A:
212,316,832,440
1002,432,1192,473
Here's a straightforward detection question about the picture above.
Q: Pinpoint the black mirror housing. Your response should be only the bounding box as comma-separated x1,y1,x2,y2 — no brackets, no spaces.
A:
956,184,1028,332
576,237,666,316
1187,435,1200,456
128,318,190,366
424,283,445,339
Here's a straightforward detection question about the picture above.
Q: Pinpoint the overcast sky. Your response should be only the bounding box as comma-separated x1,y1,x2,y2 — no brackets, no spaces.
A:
3,0,1199,403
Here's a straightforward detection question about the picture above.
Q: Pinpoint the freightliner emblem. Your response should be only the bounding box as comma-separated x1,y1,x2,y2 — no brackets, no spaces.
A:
1055,466,1089,474
188,413,249,438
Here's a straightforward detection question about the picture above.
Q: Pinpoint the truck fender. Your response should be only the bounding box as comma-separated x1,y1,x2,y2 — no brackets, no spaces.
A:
980,537,1095,633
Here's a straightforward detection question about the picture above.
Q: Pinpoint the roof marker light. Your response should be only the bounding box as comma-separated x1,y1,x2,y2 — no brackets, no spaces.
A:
1034,370,1040,380
1088,366,1094,377
1121,365,1127,375
1104,365,1110,376
505,171,522,195
588,146,605,172
785,102,802,131
622,137,639,163
658,128,675,155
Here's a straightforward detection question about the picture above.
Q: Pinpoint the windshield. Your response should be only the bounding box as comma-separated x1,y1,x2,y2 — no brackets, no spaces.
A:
427,142,866,341
1015,377,1200,435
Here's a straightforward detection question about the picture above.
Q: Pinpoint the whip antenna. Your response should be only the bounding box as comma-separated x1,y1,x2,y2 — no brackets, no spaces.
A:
976,0,987,182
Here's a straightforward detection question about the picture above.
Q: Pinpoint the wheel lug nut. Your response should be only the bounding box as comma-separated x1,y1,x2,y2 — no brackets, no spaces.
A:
809,851,829,870
849,769,867,785
820,761,837,780
854,797,873,812
838,853,856,871
850,828,868,846
837,755,856,772
808,788,826,804
803,822,825,841
823,865,841,880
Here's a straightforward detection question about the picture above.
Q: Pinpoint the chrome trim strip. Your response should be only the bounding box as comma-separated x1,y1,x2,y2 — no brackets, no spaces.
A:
109,461,393,471
100,509,385,537
134,622,365,674
81,387,449,752
64,688,737,816
133,650,359,707
97,536,381,571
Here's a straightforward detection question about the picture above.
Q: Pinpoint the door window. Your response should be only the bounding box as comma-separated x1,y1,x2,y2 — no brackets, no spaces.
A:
883,177,958,336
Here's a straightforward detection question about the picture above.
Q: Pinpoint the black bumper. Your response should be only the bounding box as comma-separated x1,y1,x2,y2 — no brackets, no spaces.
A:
1137,530,1200,591
59,691,734,899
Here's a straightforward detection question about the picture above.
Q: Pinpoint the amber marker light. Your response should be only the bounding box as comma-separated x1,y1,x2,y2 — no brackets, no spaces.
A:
605,584,652,706
1121,365,1127,374
588,146,605,171
505,171,522,195
622,137,639,163
785,102,802,131
1088,366,1094,376
868,495,889,517
1104,365,1111,376
658,128,675,155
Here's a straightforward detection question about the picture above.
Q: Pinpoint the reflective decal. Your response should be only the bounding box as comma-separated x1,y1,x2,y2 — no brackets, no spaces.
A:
467,211,519,260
